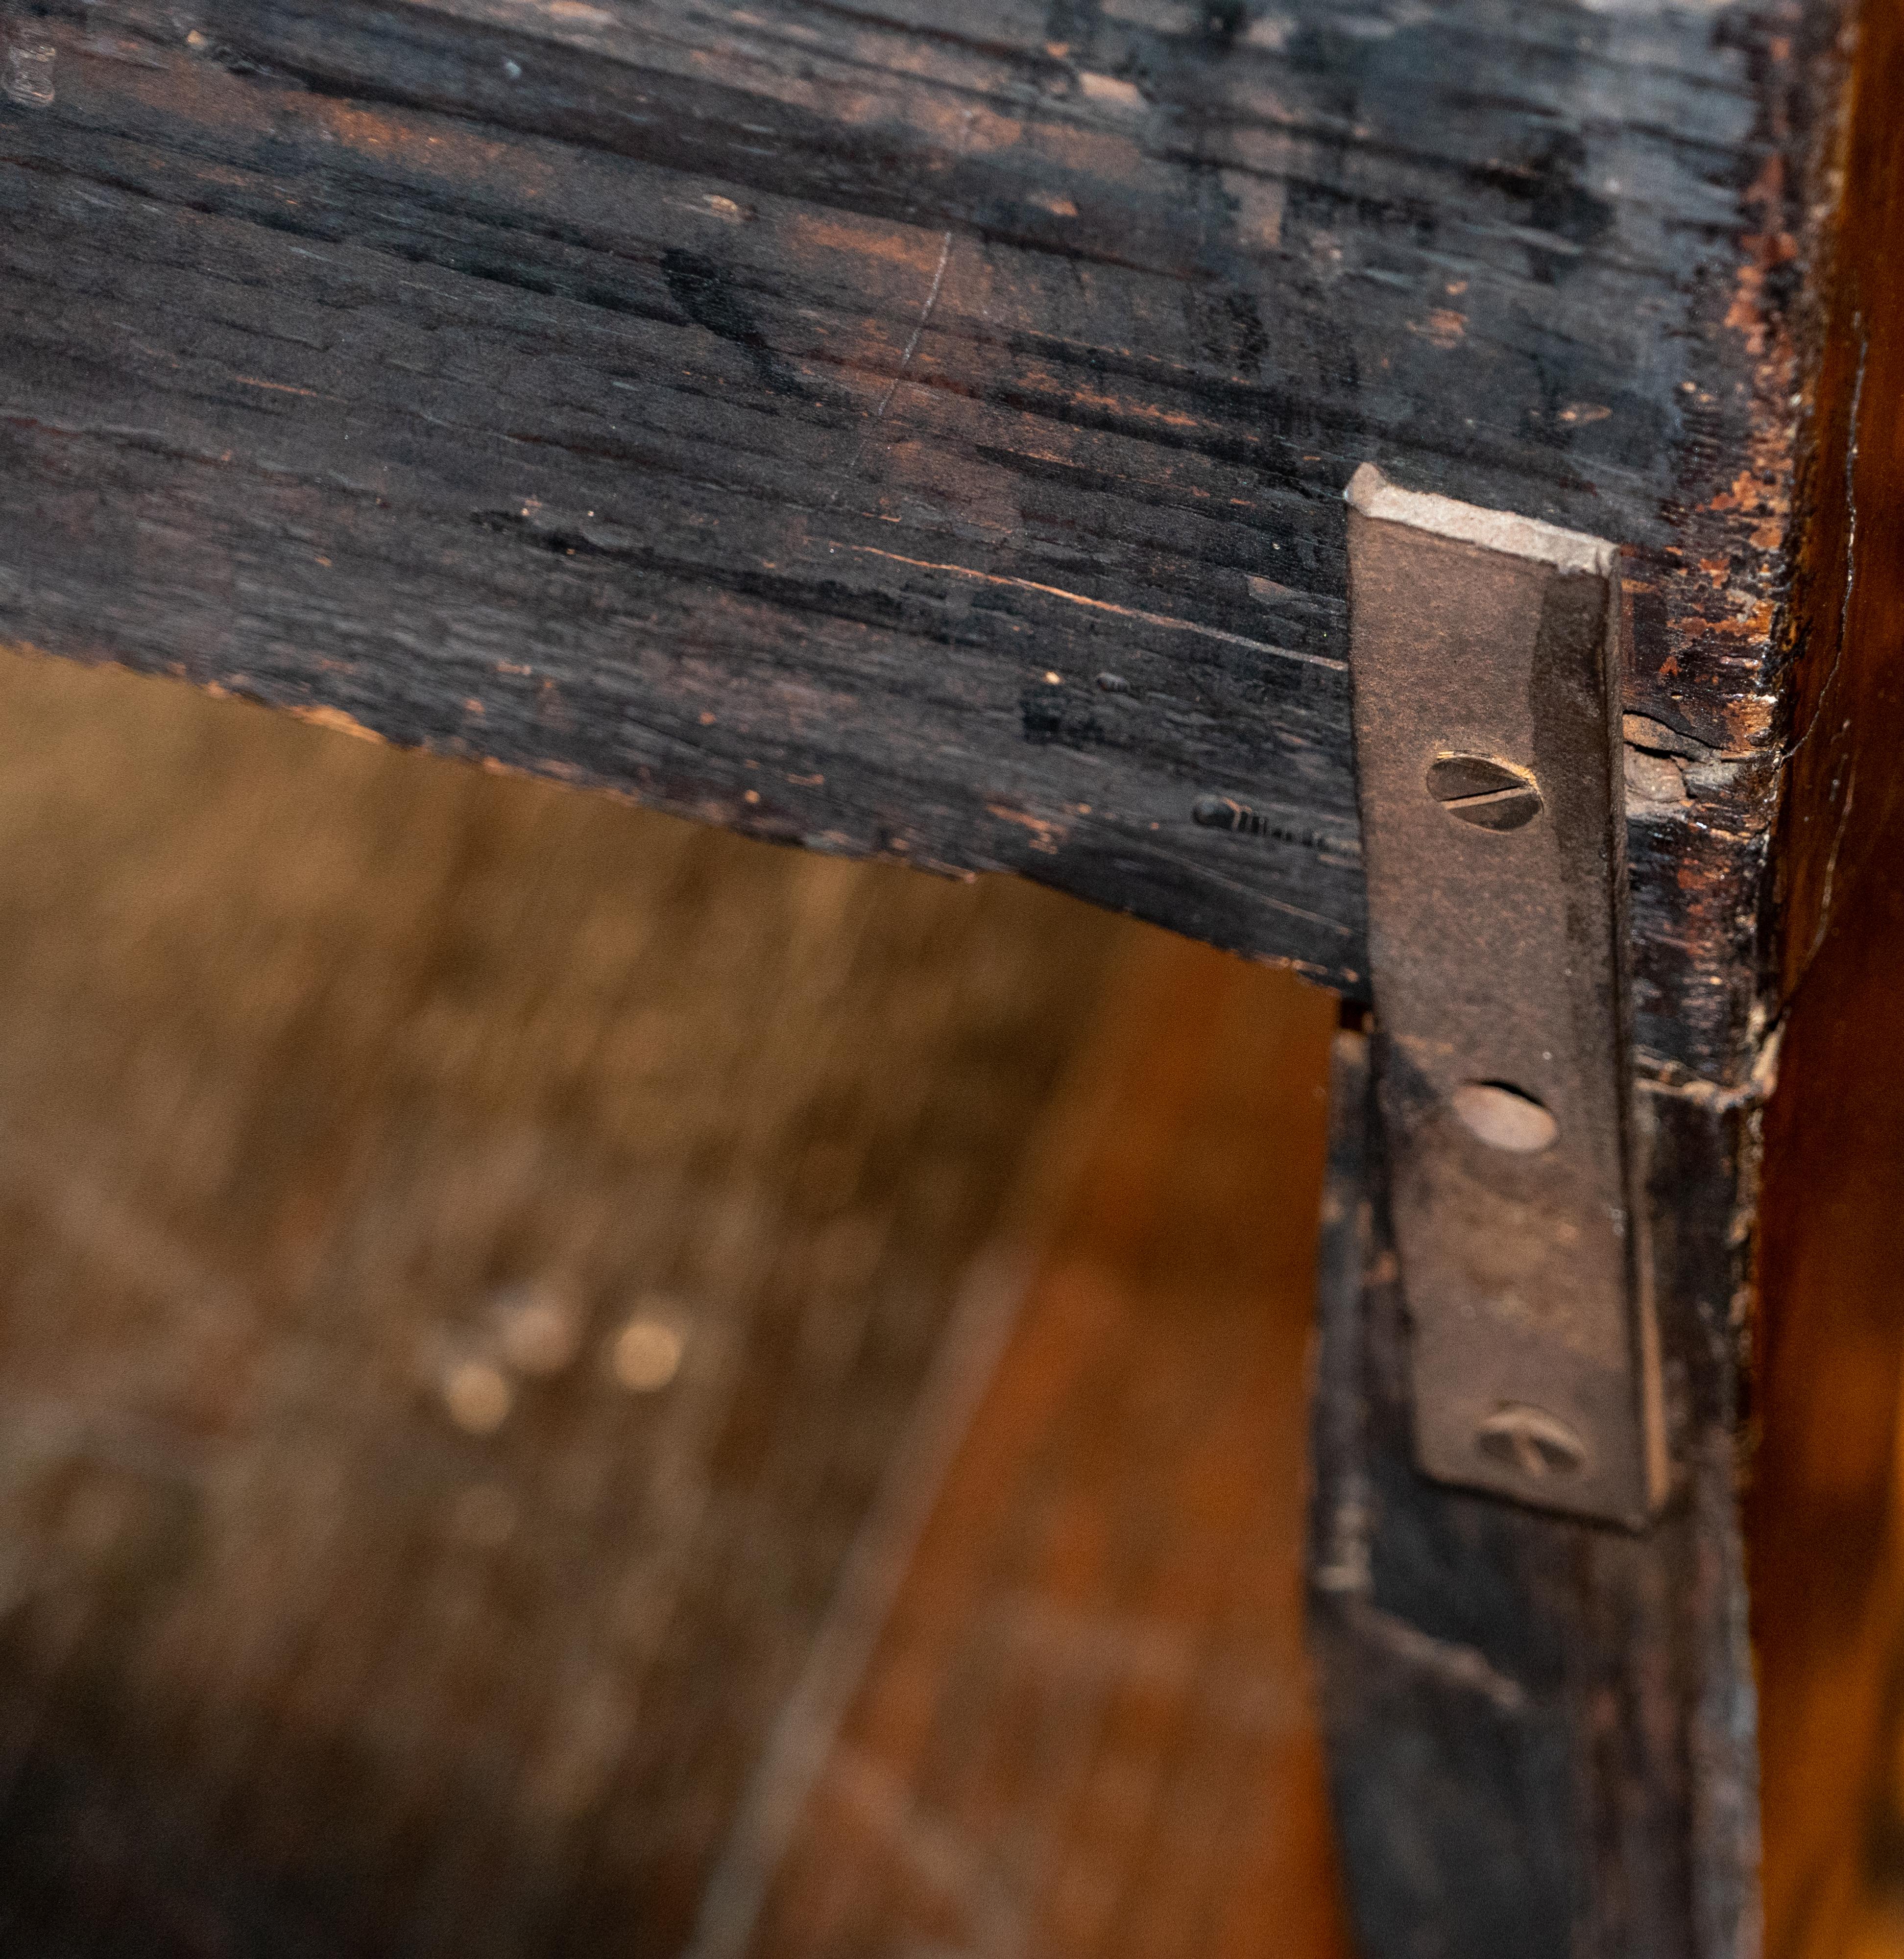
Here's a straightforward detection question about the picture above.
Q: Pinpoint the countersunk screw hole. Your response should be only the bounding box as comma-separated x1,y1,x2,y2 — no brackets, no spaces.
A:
1451,1080,1558,1153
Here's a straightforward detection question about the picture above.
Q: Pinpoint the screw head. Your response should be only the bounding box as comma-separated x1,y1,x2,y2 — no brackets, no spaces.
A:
1474,1404,1587,1479
1426,755,1543,831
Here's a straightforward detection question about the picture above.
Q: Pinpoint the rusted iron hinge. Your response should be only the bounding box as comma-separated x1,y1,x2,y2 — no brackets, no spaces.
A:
1343,464,1667,1528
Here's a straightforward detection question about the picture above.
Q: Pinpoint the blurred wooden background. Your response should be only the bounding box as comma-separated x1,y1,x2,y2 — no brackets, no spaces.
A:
0,645,1351,1957
9,639,1904,1958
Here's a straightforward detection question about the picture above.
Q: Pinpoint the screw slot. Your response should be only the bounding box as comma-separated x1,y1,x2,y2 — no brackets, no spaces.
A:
1425,755,1542,831
1474,1405,1587,1479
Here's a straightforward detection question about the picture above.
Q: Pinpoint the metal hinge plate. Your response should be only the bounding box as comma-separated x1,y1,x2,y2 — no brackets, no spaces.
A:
1344,464,1667,1528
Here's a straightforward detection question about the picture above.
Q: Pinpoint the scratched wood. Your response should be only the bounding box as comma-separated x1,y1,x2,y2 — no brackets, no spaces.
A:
0,4,1885,1957
0,0,1827,1081
1294,6,1893,1953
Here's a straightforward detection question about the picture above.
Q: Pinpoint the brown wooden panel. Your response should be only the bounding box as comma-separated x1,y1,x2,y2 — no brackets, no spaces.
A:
0,5,1890,1952
1752,0,1904,1949
744,931,1350,1959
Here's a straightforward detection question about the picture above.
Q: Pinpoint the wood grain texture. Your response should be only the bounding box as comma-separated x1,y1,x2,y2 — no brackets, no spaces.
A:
1751,0,1904,1950
0,6,1877,1953
0,0,1832,1078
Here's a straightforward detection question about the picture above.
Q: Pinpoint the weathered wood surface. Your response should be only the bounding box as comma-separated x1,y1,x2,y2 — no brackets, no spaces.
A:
0,0,1820,1079
0,4,1884,1956
1312,1029,1759,1959
1297,4,1897,1953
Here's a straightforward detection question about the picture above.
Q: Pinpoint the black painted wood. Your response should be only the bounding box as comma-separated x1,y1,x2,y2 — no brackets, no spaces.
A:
0,0,1816,1079
1311,1029,1759,1959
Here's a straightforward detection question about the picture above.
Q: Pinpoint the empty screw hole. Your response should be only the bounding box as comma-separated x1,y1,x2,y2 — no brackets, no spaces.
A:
1451,1080,1557,1153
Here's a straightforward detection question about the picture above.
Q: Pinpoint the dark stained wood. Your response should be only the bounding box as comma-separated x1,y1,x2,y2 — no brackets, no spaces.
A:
0,0,1832,1078
1750,0,1904,1950
1297,3,1902,1931
1311,1032,1760,1959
